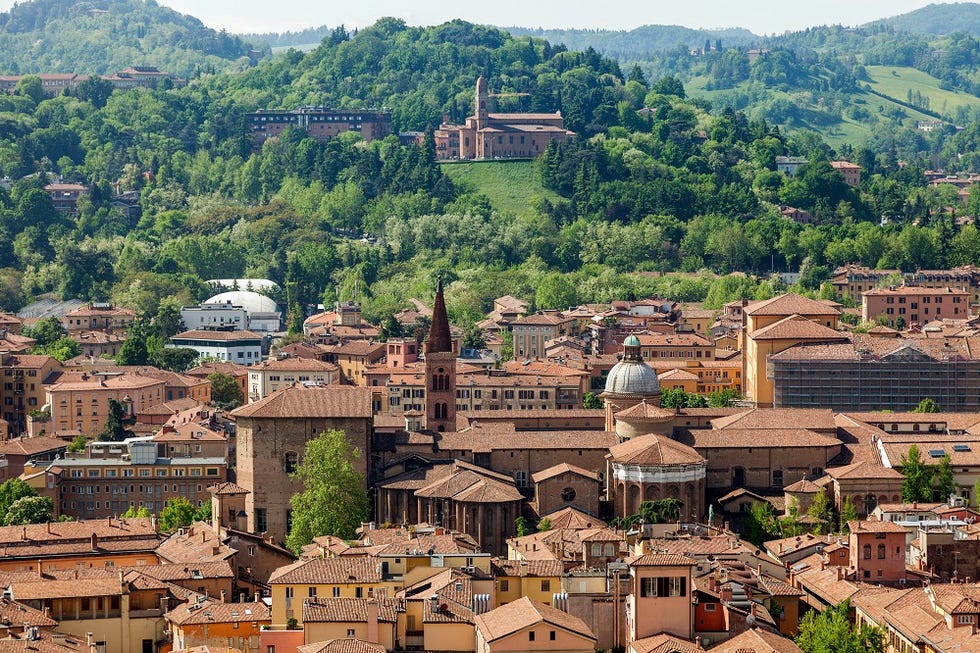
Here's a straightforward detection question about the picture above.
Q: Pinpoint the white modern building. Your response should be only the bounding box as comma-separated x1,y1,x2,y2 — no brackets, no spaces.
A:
169,330,263,364
181,290,282,333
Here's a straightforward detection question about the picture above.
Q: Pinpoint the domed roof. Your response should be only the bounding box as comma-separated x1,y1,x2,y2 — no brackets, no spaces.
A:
624,334,641,347
615,400,674,423
603,337,660,397
205,291,278,315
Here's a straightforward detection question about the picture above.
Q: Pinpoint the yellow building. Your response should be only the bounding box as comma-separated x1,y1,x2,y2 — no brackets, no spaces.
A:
741,295,844,407
268,558,400,626
491,560,564,606
475,596,596,653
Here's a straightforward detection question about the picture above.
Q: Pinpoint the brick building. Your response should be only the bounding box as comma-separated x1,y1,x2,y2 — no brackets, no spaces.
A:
231,385,373,543
248,108,392,146
862,285,971,327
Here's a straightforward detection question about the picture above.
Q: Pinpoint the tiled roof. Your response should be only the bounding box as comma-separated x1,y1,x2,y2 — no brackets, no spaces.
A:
298,639,386,653
166,598,270,625
208,481,250,496
539,506,607,530
847,520,908,534
783,478,823,493
864,285,969,296
710,408,837,432
0,436,67,457
474,596,595,642
614,400,675,422
269,558,382,585
531,462,600,483
138,560,234,581
0,597,57,627
46,372,166,392
11,577,125,600
302,598,400,624
658,368,699,381
492,560,564,577
630,634,702,653
231,385,372,419
608,434,704,466
749,314,848,341
251,357,339,372
155,522,236,564
636,333,713,347
709,628,804,653
0,518,158,551
153,423,225,442
824,460,903,480
320,341,386,357
0,631,89,652
185,362,249,377
678,428,841,449
628,553,696,567
743,294,841,317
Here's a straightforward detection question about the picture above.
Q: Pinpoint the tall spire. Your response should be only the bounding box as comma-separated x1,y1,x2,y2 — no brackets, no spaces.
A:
427,278,452,354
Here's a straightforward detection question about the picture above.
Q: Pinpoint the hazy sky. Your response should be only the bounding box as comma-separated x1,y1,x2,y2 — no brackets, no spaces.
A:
0,0,962,35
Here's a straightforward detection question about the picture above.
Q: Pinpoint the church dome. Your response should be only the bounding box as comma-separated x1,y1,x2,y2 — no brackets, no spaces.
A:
603,336,660,398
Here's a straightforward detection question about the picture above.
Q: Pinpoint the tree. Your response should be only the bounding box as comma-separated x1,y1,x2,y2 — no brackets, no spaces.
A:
537,517,552,532
23,318,67,347
4,496,53,525
36,337,81,362
638,498,683,523
807,487,832,527
744,501,779,546
936,453,956,502
901,444,934,503
208,372,243,407
99,398,134,442
515,515,529,537
120,505,151,519
796,599,886,653
913,397,940,413
583,392,603,409
286,430,368,553
708,388,740,407
117,332,150,366
67,434,86,452
0,479,37,520
839,495,858,533
159,497,198,532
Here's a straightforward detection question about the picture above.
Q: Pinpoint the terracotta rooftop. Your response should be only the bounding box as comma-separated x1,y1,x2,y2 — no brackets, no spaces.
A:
208,481,250,496
709,627,804,653
710,408,837,432
538,506,607,530
864,285,969,296
630,634,702,653
475,596,595,642
302,597,400,624
783,478,823,493
743,294,841,317
749,314,848,341
492,559,564,578
250,357,339,372
628,553,697,567
166,598,269,625
678,428,841,450
824,460,903,480
0,436,67,457
269,558,382,585
0,597,57,627
608,434,704,466
231,385,372,419
636,333,713,347
531,462,600,484
847,520,908,534
298,640,386,653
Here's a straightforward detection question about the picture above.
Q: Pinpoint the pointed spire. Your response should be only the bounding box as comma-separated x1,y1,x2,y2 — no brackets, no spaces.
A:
427,277,452,354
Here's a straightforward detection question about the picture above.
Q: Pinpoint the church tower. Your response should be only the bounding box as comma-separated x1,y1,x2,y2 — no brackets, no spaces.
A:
425,279,456,432
475,76,490,131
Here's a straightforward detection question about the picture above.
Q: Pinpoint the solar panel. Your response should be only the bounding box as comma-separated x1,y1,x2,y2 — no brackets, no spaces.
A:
929,449,946,458
953,444,971,452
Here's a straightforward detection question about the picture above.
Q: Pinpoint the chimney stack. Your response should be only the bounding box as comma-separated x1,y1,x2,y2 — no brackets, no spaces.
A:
366,599,379,643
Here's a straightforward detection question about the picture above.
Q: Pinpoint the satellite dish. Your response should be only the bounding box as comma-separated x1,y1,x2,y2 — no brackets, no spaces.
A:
746,614,757,627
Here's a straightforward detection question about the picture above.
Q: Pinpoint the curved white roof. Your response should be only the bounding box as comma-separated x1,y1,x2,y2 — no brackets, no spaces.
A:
204,291,279,315
604,359,661,397
207,278,280,292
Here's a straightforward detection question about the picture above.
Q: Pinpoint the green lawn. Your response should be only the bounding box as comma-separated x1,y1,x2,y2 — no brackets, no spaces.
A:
865,65,980,118
440,160,560,217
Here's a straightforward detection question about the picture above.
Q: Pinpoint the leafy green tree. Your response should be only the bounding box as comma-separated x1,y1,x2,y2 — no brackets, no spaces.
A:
159,497,197,532
67,434,86,452
707,388,740,407
4,496,53,525
98,398,134,442
807,487,832,526
583,392,603,409
913,397,940,413
36,337,81,362
537,517,552,532
839,495,858,532
120,505,151,519
936,453,956,502
901,444,934,503
536,273,577,310
638,498,683,523
152,347,198,372
286,430,369,553
515,516,529,537
117,329,150,366
796,599,885,653
23,318,67,347
0,479,37,520
744,501,780,546
208,372,243,408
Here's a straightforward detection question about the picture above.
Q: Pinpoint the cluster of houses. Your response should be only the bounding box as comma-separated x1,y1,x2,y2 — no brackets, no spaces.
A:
4,271,980,650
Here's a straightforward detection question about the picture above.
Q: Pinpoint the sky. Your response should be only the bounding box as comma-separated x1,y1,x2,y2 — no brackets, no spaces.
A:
0,0,964,35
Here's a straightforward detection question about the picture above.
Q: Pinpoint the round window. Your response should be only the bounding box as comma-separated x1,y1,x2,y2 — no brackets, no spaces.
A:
560,487,576,502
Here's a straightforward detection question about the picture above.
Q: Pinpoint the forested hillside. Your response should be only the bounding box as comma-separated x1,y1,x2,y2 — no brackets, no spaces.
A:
1,17,980,338
0,0,264,78
869,2,980,36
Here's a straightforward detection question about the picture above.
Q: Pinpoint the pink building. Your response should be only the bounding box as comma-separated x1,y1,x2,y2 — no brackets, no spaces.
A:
830,161,862,187
848,520,907,583
862,285,970,327
626,553,696,643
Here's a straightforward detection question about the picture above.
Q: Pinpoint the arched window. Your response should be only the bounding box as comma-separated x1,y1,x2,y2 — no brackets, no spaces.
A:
284,451,298,474
863,544,872,560
877,544,886,559
591,543,602,557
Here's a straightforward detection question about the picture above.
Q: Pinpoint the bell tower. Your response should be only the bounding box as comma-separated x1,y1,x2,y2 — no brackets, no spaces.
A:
424,279,456,432
475,76,490,131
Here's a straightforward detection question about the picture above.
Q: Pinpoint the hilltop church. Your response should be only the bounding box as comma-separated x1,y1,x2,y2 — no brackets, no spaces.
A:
433,76,575,160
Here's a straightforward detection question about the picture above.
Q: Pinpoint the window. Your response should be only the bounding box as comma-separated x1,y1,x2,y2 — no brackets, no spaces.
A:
863,544,871,559
528,632,535,642
284,451,298,474
332,587,341,597
957,615,974,624
877,544,886,559
256,509,267,533
347,629,356,637
560,487,576,502
550,631,556,641
541,580,550,592
499,579,509,592
772,469,783,488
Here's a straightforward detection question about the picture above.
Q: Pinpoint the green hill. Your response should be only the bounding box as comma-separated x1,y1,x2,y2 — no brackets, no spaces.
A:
440,160,559,217
0,0,266,78
869,2,980,36
865,65,980,118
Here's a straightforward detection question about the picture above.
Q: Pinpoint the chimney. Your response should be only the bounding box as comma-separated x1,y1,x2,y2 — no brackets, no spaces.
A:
520,561,529,577
219,590,226,603
720,585,732,602
91,532,98,550
20,527,25,541
366,599,379,644
778,543,783,554
36,560,42,578
695,636,703,650
708,575,716,592
254,591,261,603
